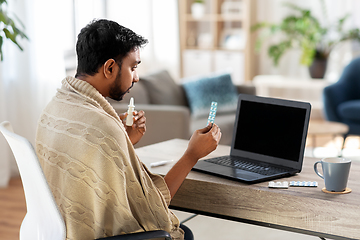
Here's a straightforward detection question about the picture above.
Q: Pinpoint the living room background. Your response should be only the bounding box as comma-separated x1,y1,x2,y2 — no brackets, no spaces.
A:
1,0,360,185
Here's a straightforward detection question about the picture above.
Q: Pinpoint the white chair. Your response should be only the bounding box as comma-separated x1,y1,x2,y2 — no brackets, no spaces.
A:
0,121,66,240
0,121,172,240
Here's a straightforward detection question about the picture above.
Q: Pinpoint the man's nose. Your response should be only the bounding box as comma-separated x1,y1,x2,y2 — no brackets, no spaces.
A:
133,72,139,82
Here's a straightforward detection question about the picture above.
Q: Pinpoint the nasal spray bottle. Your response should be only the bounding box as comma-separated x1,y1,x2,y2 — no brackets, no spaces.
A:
126,97,135,126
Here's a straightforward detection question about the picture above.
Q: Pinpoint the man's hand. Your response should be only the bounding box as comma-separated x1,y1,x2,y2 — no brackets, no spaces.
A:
164,123,221,199
184,123,222,163
120,110,146,145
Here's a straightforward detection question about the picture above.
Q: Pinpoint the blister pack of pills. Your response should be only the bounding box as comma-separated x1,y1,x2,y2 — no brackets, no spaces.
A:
207,101,217,125
289,181,318,187
268,181,318,189
268,181,289,189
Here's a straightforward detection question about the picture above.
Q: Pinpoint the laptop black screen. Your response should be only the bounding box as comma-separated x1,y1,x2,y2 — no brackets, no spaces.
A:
234,100,307,162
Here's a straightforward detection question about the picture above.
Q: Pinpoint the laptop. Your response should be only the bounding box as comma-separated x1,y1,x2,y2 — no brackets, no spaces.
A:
192,94,311,183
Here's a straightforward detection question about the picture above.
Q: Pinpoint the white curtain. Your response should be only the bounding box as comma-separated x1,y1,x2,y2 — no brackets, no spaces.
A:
0,0,66,186
0,63,10,187
106,0,180,80
256,0,360,81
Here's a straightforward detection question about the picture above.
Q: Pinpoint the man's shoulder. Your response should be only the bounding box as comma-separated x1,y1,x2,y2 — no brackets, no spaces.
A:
40,98,124,135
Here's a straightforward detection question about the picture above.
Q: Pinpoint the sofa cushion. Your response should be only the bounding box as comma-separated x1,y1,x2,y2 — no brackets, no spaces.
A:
140,70,188,106
338,100,360,121
182,72,238,119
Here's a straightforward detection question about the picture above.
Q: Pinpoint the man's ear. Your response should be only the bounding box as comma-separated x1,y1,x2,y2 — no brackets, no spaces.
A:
103,59,117,79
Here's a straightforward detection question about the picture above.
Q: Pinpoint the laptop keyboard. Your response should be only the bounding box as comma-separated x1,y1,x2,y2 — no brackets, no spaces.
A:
204,156,288,176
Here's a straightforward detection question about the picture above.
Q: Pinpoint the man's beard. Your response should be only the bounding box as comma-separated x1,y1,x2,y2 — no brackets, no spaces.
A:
109,72,134,101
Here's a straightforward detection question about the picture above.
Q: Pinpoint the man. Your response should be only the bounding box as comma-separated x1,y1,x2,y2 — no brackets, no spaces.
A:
36,19,221,240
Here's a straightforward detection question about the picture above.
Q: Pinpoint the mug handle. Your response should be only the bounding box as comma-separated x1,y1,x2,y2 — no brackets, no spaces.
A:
314,161,324,179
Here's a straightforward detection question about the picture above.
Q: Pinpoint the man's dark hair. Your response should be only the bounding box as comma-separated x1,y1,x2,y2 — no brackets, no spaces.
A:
75,19,148,77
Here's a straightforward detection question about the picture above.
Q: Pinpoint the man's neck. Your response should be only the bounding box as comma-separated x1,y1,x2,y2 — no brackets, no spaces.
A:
75,73,109,98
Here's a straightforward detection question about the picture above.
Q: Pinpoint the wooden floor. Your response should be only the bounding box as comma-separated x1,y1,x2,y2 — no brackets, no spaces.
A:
0,178,26,240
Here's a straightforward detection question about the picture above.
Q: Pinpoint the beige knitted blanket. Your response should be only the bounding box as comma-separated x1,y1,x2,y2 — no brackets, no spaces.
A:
36,76,183,240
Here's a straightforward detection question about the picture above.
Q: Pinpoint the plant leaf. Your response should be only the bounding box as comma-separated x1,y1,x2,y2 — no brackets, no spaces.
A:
336,14,350,34
11,23,28,39
12,13,26,29
0,9,10,24
0,1,29,60
268,40,292,66
300,41,316,66
3,27,23,50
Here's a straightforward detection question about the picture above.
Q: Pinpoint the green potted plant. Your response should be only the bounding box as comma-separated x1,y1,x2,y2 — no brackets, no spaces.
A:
252,1,360,78
0,0,28,61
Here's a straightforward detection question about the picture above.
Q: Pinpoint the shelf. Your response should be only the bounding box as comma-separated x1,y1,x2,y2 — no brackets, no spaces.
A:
184,14,214,21
184,14,243,22
184,46,245,51
216,15,243,21
216,47,244,52
179,0,257,82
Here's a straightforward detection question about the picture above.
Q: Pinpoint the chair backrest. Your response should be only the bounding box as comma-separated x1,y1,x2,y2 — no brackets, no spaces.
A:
323,57,360,122
0,121,66,240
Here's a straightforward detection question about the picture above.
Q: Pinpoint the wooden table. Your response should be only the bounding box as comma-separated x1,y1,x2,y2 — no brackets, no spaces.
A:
136,139,360,240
